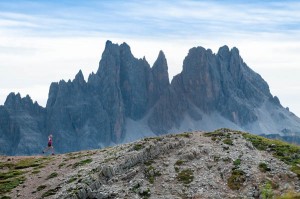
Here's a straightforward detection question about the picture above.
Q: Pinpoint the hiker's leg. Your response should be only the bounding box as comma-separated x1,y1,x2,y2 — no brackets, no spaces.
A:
44,147,50,152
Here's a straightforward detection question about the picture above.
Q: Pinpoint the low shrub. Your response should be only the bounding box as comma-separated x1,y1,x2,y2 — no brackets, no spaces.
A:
176,169,194,184
46,172,58,180
223,138,233,145
259,162,271,172
37,185,47,191
144,166,161,184
233,159,241,167
139,188,151,199
72,158,93,168
227,170,246,190
41,187,60,198
175,160,185,166
261,181,274,199
133,144,144,151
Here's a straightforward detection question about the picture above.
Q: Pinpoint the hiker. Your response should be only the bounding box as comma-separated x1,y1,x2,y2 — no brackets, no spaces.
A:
42,134,55,155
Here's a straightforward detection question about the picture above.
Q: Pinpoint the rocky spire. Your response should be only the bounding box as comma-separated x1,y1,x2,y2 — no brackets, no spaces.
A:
217,45,230,60
74,70,85,83
4,92,22,108
149,50,170,106
179,46,221,112
97,40,121,75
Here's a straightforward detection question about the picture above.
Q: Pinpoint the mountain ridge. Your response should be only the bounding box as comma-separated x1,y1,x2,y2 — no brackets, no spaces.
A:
1,40,300,155
1,129,300,198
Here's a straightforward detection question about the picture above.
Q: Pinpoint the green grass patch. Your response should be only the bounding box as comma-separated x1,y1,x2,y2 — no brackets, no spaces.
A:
0,170,24,180
0,157,50,195
222,157,232,162
233,159,241,167
144,166,161,184
205,129,234,144
261,181,274,199
0,162,14,170
0,169,25,195
46,172,58,180
176,169,194,184
31,169,40,174
204,131,226,138
64,152,93,161
242,133,300,178
259,162,271,172
227,170,246,190
41,187,60,198
175,160,185,166
139,188,151,199
175,132,192,138
204,128,233,137
143,137,163,142
0,176,26,195
37,185,47,191
290,165,300,178
103,157,116,163
14,158,42,169
278,190,300,199
72,158,93,168
58,163,66,169
131,183,140,193
213,156,220,162
223,146,229,150
0,156,48,171
223,138,233,145
67,176,77,183
64,152,92,161
144,160,154,166
0,196,11,199
133,143,144,151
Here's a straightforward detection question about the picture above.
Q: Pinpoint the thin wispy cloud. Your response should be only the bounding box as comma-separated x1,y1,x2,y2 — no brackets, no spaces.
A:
1,0,300,38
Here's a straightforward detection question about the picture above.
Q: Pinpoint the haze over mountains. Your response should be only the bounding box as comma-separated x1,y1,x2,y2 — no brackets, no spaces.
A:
1,40,300,155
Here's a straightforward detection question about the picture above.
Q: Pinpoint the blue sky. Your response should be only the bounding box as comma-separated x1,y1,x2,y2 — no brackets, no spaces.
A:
0,0,300,116
2,0,300,37
0,0,300,38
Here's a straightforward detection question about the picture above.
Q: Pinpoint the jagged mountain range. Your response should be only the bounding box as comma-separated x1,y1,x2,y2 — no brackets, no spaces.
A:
1,40,300,155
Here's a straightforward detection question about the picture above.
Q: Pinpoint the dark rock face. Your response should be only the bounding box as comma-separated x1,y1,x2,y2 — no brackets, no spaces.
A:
46,71,111,153
148,51,170,107
1,41,300,155
216,46,271,125
148,86,188,134
148,45,273,134
1,93,46,155
42,41,169,152
118,43,150,120
0,106,20,155
95,41,125,142
181,47,221,112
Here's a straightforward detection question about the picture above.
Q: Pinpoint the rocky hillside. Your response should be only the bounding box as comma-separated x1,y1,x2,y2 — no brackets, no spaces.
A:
1,129,300,199
1,40,300,155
